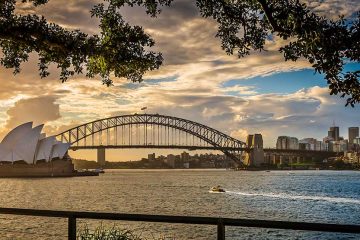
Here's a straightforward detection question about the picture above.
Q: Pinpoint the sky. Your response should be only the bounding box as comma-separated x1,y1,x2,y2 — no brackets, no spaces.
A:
0,0,359,161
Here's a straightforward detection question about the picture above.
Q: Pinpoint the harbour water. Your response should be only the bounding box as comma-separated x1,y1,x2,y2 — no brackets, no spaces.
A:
0,169,359,239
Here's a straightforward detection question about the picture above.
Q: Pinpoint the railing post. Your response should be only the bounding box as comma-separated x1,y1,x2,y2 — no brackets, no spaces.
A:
68,216,76,240
217,218,225,240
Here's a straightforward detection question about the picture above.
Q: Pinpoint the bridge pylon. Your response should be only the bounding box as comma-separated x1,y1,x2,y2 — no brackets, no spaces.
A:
97,147,106,167
244,134,264,167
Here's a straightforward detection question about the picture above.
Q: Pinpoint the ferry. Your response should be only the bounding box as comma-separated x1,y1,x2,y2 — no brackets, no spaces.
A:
209,185,226,193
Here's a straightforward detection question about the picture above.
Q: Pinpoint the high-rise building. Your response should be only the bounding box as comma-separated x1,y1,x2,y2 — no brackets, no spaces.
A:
349,127,359,145
276,136,299,150
332,140,348,152
329,126,340,141
327,130,334,140
276,136,286,149
299,138,324,151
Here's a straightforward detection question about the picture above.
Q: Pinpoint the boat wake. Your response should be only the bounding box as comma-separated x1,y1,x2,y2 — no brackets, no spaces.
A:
208,191,225,194
226,191,360,205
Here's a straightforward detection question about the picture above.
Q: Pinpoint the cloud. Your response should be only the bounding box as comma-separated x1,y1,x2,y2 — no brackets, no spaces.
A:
4,96,61,130
108,84,360,148
230,129,249,140
303,0,360,18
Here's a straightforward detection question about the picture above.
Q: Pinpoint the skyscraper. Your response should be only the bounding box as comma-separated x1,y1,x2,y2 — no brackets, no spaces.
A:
328,130,334,140
349,127,359,149
349,127,359,145
329,126,340,141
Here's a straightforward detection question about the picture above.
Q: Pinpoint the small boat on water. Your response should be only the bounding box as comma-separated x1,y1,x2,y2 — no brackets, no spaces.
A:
94,168,105,174
209,185,226,193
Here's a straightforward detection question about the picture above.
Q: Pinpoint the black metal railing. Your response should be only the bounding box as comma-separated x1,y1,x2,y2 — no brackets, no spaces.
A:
0,207,359,240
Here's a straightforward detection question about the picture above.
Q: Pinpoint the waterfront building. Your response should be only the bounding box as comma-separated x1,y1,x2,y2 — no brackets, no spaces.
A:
0,122,74,177
298,143,307,150
299,138,325,151
344,151,360,164
323,136,333,151
331,140,348,152
316,141,325,151
0,122,70,163
276,136,299,150
299,138,315,150
340,140,349,152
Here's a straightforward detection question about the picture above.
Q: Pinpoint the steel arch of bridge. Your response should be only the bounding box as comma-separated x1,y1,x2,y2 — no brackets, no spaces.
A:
56,114,247,163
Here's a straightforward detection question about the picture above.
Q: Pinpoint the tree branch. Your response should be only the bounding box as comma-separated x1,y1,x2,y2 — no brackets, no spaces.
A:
256,0,290,34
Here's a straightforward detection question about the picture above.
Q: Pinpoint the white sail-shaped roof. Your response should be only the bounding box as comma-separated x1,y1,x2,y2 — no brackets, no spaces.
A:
51,142,71,160
1,122,33,149
0,145,11,161
35,136,55,162
39,133,46,140
0,123,72,164
2,151,22,162
14,124,44,164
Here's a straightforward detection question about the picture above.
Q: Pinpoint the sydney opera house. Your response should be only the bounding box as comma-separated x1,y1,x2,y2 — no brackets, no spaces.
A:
0,122,75,177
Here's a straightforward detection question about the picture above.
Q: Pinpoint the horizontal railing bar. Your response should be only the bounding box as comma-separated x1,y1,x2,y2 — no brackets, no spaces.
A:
0,208,359,234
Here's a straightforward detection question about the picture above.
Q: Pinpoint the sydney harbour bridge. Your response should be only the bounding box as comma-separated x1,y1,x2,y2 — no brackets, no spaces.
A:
56,114,337,166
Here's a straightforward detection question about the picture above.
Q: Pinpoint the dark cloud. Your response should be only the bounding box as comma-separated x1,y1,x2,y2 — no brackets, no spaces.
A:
52,89,72,94
16,0,100,34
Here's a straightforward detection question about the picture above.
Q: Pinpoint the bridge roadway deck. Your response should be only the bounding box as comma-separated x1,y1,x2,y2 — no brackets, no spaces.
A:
70,145,249,151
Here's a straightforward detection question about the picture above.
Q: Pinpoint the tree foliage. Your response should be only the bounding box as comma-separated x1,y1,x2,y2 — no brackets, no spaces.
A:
0,0,165,86
1,0,359,106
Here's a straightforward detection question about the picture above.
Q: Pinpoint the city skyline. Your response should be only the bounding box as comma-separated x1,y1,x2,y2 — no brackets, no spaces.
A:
0,0,359,161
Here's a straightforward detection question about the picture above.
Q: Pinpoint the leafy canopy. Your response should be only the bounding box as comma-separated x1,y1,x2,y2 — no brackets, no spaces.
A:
1,0,359,106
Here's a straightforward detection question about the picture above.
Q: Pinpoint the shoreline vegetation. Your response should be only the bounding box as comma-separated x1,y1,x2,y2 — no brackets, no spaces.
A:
78,224,173,240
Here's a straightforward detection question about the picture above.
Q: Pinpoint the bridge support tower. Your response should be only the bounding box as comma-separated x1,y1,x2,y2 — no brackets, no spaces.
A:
244,134,264,167
97,147,106,167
